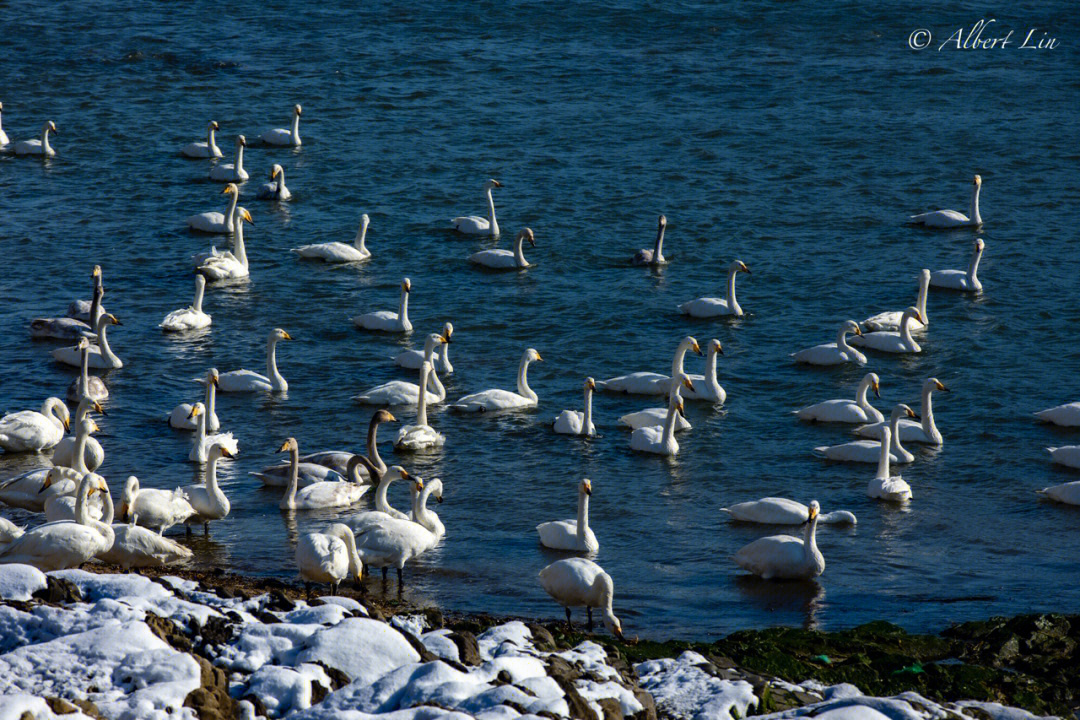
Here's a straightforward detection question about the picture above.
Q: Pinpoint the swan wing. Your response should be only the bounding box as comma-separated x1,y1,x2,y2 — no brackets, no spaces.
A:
722,498,807,525
99,525,193,568
910,209,969,227
678,297,731,317
353,381,419,406
594,372,669,395
1048,446,1080,469
217,369,272,392
451,389,532,412
733,535,807,578
451,216,490,233
1035,403,1080,427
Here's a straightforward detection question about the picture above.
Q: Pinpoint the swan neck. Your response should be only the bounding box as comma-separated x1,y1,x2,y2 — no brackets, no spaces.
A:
290,112,301,143
235,143,244,172
439,341,451,372
267,337,286,392
671,343,690,378
836,326,851,350
340,529,362,578
101,483,115,525
225,191,238,232
79,343,91,396
726,267,741,314
375,473,395,514
662,395,679,445
207,125,217,151
804,515,820,559
486,187,499,238
582,386,593,434
206,454,221,492
877,429,891,479
889,413,907,455
233,217,248,268
206,378,216,422
917,274,929,317
415,485,435,526
855,377,871,409
95,314,120,366
900,314,917,349
367,419,385,473
75,475,92,525
89,283,103,327
73,423,91,475
922,385,938,438
577,488,589,539
354,220,368,252
970,183,981,224
653,224,665,262
706,346,721,393
968,245,982,279
517,356,537,402
398,286,409,326
41,125,52,153
416,366,429,427
285,448,299,506
193,278,205,313
514,233,527,267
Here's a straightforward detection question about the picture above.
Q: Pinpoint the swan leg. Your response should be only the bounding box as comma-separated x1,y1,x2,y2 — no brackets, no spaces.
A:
381,567,388,581
304,582,312,597
397,568,404,587
331,582,338,597
565,607,573,631
204,522,210,536
587,607,593,631
186,524,192,536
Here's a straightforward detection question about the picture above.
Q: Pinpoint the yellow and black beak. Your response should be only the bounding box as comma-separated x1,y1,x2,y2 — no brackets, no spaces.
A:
692,341,703,356
277,440,291,453
62,416,71,432
241,208,254,225
94,401,107,416
281,330,293,341
936,381,950,392
584,480,592,495
187,405,202,419
872,381,880,398
221,447,235,459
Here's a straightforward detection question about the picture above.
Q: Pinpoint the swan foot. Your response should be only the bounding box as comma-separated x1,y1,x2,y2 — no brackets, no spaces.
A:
565,607,573,631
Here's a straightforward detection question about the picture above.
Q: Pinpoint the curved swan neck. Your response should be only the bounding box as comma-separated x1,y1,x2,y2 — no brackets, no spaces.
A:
290,111,301,144
705,346,721,394
968,244,983,280
726,266,741,315
206,453,221,492
267,336,286,392
876,428,891,479
486,187,499,238
354,218,368,252
233,215,248,268
89,282,103,328
375,473,396,514
836,325,852,350
193,277,205,313
969,182,981,225
284,447,299,507
234,142,244,173
855,377,872,409
577,487,590,539
275,167,287,196
517,354,537,402
411,483,426,521
73,423,91,475
94,314,120,367
514,233,528,267
416,365,429,427
339,528,361,578
653,223,665,263
225,191,238,232
439,341,452,372
900,313,918,350
74,396,91,426
41,124,52,154
662,394,680,446
75,475,93,525
804,514,820,561
367,418,386,473
671,341,693,378
207,124,218,152
888,412,908,455
921,384,939,439
101,482,115,525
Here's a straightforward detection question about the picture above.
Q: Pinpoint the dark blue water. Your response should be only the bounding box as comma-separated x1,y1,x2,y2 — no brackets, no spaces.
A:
2,1,1079,639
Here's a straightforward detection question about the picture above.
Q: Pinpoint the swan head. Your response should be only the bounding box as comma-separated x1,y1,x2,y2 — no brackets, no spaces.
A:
843,320,863,337
805,500,820,523
427,478,444,503
584,377,596,392
441,322,453,342
733,260,750,275
240,207,254,225
919,268,931,284
209,368,220,387
709,339,723,356
388,465,412,482
92,265,102,279
77,336,90,350
518,228,536,247
236,135,246,147
44,120,57,133
91,399,107,417
39,468,68,494
973,174,981,186
194,273,206,290
293,104,303,116
187,402,205,420
893,404,919,421
483,179,502,190
271,164,283,178
866,372,881,398
277,437,299,454
373,409,397,425
928,377,950,393
974,238,985,252
270,328,292,343
658,214,667,228
222,183,239,196
104,313,122,326
402,277,412,293
210,121,219,131
903,306,925,324
581,478,592,496
210,442,235,459
525,348,543,363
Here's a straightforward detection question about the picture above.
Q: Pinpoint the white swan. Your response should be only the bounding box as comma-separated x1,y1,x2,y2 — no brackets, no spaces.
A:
721,497,856,526
618,376,693,432
630,375,693,456
160,274,211,331
181,121,222,158
256,164,291,200
866,426,912,502
297,523,362,594
13,121,57,157
1037,480,1080,506
209,135,248,182
856,378,949,445
537,479,598,553
0,517,23,547
253,411,393,486
0,102,8,147
409,478,445,540
293,213,371,262
353,477,438,585
795,373,882,424
679,261,751,317
1036,402,1080,427
343,465,415,535
863,269,930,332
684,339,726,402
0,466,79,512
631,215,667,266
395,362,445,450
98,487,192,569
52,396,106,472
931,238,984,293
187,402,239,463
0,473,111,571
218,328,292,393
181,441,233,534
733,501,825,580
792,321,866,366
553,378,596,436
65,339,108,405
42,468,104,523
538,557,623,637
451,348,543,412
0,397,70,452
197,208,254,281
67,263,106,322
910,174,982,227
814,404,918,464
261,104,302,146
31,269,104,341
849,307,925,354
170,369,221,431
1048,446,1080,470
187,183,242,234
396,322,453,374
355,335,447,406
121,476,196,535
451,179,501,237
596,336,703,395
469,228,535,269
52,313,123,369
353,277,412,332
278,438,367,510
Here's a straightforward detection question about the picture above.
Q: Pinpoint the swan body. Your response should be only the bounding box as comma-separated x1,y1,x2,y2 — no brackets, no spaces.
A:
100,523,193,569
0,398,70,453
209,135,248,181
170,369,221,431
596,336,702,395
197,207,254,281
0,467,80,512
931,238,984,292
356,336,447,405
344,465,415,535
0,517,24,546
278,439,367,510
297,523,362,593
733,501,825,580
353,278,412,332
452,348,542,412
13,121,57,157
863,270,930,332
1037,480,1080,506
52,313,123,369
618,406,691,432
255,410,392,486
408,479,445,540
849,307,925,354
537,479,598,553
856,378,949,445
257,164,292,200
52,396,106,472
294,213,370,262
866,427,912,502
188,183,241,234
910,175,982,227
66,338,109,404
180,443,233,532
792,321,867,366
631,215,667,266
261,104,302,146
395,362,445,450
469,228,535,269
252,463,345,488
1048,446,1080,470
396,322,454,373
795,373,882,424
1036,402,1080,427
161,274,211,331
553,378,596,436
815,404,918,464
186,402,239,463
538,557,623,637
218,328,291,393
181,121,222,158
451,179,501,237
630,375,693,456
45,492,104,523
122,477,196,534
721,498,856,526
683,339,726,402
352,478,439,581
679,261,751,317
34,268,104,341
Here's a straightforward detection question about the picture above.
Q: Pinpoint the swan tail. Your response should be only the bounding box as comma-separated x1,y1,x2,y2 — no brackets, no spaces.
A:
1047,447,1059,453
1036,488,1048,495
812,446,830,457
719,508,732,515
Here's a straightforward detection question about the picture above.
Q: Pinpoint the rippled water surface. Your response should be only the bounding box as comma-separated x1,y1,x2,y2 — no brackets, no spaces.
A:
2,1,1080,638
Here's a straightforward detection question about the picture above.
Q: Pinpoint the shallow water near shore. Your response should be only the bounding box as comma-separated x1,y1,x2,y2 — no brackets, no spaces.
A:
1,1,1079,640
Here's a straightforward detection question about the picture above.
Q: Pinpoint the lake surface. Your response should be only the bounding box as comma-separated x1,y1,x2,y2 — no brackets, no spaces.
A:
2,0,1079,639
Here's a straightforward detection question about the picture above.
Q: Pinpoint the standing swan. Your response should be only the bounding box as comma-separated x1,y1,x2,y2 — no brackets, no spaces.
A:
856,378,949,444
120,476,196,534
451,348,543,412
866,427,912,502
537,479,598,553
170,369,220,431
182,121,222,158
792,321,866,366
683,339,726,402
261,104,302,146
0,397,70,452
795,373,882,423
181,441,234,534
52,314,123,369
679,261,752,317
186,402,238,463
352,278,412,332
187,183,241,234
630,375,694,456
539,557,623,637
296,523,362,595
278,438,367,510
355,335,447,406
849,308,925,353
257,164,292,200
14,121,57,157
352,477,439,585
293,213,372,262
814,404,919,463
553,378,597,436
394,361,446,450
217,328,292,393
631,215,667,266
863,269,930,332
1036,402,1080,427
930,238,984,293
209,135,248,182
396,322,454,373
910,174,982,227
452,179,502,237
468,228,535,269
733,501,825,580
160,274,211,331
721,498,856,526
409,478,445,540
595,336,703,395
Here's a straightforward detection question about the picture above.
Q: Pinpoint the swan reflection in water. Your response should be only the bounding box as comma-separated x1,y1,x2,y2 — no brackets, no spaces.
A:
733,576,826,630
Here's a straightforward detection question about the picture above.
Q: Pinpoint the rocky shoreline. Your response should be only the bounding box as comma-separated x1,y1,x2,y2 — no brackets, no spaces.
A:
0,563,1069,719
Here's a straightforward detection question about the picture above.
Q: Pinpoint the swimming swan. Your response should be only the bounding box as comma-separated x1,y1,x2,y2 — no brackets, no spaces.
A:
795,373,882,424
866,426,912,501
52,313,123,369
13,121,57,157
52,396,106,472
849,307,925,354
451,348,543,412
355,335,447,406
396,322,453,374
856,378,949,445
1036,402,1080,427
187,183,242,234
618,376,693,432
629,374,693,456
197,208,254,281
209,135,248,182
257,164,292,201
596,336,703,396
66,336,109,404
0,397,70,452
31,267,104,341
683,339,726,402
1047,446,1080,470
910,174,982,227
537,478,598,553
863,269,930,332
679,261,751,317
170,369,221,432
394,361,446,450
553,378,597,436
631,215,667,266
792,321,866,366
0,466,79,512
217,328,292,393
352,278,412,332
539,557,623,637
814,404,918,463
294,213,371,262
253,410,394,486
469,228,535,269
721,497,856,526
733,501,824,580
160,274,211,331
296,523,362,595
187,402,239,463
181,121,222,158
1037,480,1080,506
930,238,984,293
278,438,367,510
451,179,501,237
261,104,302,146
